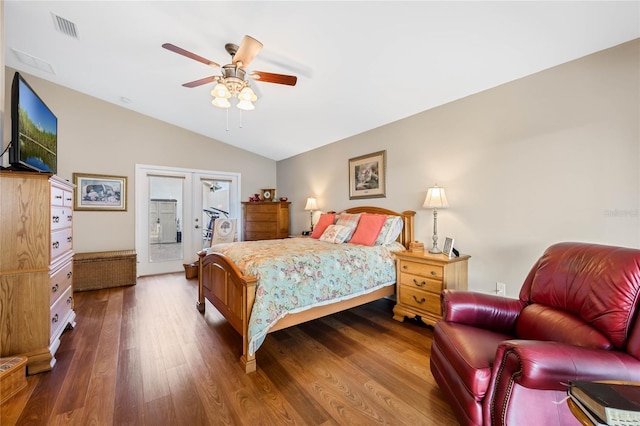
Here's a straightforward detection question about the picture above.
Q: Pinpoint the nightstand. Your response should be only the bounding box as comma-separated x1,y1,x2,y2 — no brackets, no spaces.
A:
393,251,470,326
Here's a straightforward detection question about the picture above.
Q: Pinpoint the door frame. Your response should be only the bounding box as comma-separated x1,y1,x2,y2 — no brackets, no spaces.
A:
135,164,241,276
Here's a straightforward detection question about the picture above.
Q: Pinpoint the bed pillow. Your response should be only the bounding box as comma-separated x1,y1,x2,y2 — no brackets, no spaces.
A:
374,215,404,246
349,213,387,246
319,224,354,244
335,213,361,241
310,213,336,239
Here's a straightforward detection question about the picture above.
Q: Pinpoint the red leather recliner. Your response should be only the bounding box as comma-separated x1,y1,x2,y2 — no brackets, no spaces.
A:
430,242,640,425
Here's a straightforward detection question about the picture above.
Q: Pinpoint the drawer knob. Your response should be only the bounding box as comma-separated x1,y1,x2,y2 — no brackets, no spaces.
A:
67,236,73,243
55,195,62,200
52,314,59,324
412,295,426,304
413,278,426,287
52,215,60,223
52,283,59,293
67,296,73,304
67,271,73,279
402,265,408,270
430,271,437,276
67,215,73,222
52,241,60,249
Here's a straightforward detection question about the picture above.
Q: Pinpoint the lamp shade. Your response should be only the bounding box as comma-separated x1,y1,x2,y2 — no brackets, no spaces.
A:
211,83,231,99
423,185,449,209
212,97,231,108
304,197,318,211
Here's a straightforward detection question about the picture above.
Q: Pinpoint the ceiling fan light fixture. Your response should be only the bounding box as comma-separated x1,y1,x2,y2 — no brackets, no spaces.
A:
239,86,257,102
212,97,231,108
237,100,255,111
211,83,231,99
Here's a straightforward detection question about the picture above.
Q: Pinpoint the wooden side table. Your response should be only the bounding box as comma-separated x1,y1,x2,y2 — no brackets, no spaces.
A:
393,251,470,326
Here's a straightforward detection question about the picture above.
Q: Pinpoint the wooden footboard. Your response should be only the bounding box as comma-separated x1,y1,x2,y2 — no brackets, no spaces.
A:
197,249,258,372
197,207,415,373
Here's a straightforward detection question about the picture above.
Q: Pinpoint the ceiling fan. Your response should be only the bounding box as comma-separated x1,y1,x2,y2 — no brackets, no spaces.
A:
162,35,297,110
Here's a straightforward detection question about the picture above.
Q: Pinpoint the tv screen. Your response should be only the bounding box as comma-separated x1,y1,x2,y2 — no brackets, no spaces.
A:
10,72,57,174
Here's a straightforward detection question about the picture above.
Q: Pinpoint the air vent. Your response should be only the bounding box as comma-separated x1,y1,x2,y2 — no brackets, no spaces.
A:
51,13,79,39
11,48,55,74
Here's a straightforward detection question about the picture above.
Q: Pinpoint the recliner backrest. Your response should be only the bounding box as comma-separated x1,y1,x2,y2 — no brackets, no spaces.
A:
518,242,640,352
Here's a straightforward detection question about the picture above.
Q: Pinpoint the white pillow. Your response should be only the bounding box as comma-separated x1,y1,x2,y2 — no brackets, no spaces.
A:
319,224,355,244
375,216,403,245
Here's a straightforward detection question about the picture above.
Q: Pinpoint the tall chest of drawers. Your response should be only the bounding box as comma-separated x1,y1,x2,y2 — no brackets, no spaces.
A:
0,172,76,374
242,201,290,241
393,251,470,326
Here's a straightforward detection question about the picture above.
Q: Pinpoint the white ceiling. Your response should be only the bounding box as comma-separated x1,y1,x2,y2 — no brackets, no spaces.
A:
5,1,640,161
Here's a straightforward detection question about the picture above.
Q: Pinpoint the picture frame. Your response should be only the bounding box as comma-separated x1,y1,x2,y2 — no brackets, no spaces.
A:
348,150,386,199
73,172,127,211
443,237,455,258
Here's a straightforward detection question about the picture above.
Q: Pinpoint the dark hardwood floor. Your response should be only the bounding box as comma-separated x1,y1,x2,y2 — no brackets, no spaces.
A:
1,272,457,425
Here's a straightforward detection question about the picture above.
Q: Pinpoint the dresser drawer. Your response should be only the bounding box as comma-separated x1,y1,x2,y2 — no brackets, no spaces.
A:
50,261,73,305
399,272,442,294
50,286,73,340
246,212,277,223
398,260,443,280
245,231,274,241
245,204,277,214
51,185,65,207
399,287,441,315
51,228,73,261
245,222,277,232
51,206,73,231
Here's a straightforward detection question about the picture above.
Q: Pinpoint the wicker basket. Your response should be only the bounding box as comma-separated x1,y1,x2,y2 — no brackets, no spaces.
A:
184,261,199,279
74,250,137,291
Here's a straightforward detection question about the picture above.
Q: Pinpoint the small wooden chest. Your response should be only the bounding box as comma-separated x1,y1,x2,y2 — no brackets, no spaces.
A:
74,250,137,291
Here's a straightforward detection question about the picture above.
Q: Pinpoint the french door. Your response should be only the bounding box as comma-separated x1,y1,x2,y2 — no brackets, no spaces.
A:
135,164,240,276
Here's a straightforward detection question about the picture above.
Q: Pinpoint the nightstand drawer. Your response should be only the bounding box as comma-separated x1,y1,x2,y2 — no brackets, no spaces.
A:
399,287,441,314
398,260,443,279
399,272,442,294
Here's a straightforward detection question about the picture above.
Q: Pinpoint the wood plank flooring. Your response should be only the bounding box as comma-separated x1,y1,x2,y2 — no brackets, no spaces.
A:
1,272,457,425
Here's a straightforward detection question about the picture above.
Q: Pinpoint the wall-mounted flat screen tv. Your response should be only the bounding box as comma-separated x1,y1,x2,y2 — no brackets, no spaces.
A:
9,72,57,174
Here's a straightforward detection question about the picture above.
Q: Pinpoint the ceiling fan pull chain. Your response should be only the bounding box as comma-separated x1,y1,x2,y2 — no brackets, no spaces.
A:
239,109,243,128
225,108,229,132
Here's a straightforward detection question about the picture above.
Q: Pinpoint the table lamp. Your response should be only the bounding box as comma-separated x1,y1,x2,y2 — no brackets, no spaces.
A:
304,197,318,231
423,185,448,254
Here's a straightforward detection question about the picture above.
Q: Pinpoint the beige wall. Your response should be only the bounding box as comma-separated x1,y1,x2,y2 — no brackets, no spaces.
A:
3,68,277,253
277,39,640,297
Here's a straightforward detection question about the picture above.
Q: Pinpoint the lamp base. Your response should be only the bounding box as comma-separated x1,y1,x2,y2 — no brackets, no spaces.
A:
429,246,442,254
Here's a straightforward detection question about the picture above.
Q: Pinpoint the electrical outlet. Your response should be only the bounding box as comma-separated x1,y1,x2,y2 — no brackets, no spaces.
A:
496,282,506,297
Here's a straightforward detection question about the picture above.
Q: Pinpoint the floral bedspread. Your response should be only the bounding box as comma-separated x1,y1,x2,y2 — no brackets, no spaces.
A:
208,238,398,354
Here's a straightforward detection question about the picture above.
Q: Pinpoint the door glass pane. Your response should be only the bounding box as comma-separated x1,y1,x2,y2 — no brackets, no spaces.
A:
201,179,230,249
149,176,183,262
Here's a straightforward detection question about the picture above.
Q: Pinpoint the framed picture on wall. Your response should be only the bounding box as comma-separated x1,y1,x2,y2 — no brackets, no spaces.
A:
348,150,386,199
73,173,127,211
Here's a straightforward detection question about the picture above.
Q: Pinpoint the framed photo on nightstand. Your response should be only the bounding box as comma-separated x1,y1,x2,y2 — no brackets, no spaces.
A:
443,237,455,257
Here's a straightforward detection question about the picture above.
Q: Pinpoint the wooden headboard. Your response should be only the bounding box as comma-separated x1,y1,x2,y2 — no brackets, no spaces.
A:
341,206,415,249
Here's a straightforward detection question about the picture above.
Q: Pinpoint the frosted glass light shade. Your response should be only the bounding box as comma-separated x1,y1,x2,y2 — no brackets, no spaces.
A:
237,100,255,111
212,97,231,108
211,83,231,99
239,86,257,102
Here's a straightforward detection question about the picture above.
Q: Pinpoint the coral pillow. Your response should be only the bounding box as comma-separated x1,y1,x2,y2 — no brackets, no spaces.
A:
349,213,387,246
310,213,336,239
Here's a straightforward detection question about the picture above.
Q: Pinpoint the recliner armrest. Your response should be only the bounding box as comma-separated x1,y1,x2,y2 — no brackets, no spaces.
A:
493,340,640,391
442,290,524,334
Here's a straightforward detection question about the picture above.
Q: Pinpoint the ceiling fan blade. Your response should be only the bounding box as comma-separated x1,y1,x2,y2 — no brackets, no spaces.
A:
182,76,219,88
249,71,297,86
162,43,220,68
232,35,263,68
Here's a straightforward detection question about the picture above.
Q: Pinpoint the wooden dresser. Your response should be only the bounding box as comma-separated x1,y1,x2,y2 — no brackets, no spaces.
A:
242,201,290,241
0,171,76,374
393,251,470,326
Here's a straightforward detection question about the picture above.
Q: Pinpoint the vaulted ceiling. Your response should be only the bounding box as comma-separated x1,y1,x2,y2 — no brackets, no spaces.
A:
5,1,639,160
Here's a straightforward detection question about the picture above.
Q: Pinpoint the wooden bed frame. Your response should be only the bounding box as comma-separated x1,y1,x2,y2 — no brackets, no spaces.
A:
196,206,415,373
